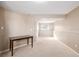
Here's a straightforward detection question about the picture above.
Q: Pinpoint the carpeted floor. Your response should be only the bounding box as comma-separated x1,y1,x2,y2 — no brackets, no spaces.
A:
1,38,79,57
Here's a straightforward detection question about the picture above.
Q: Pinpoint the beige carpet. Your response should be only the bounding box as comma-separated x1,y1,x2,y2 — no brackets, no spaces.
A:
1,38,79,57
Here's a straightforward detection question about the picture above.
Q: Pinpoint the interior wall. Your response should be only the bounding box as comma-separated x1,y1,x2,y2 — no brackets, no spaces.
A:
5,11,35,37
4,10,65,38
5,10,37,47
55,7,79,53
5,10,65,49
0,7,8,55
0,7,65,52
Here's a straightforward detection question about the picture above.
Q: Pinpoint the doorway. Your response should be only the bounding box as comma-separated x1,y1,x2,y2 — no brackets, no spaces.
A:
37,20,54,38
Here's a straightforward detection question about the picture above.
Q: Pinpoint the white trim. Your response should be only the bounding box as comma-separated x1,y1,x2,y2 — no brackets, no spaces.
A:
55,30,79,34
1,38,79,56
57,39,79,56
0,49,9,54
0,44,27,54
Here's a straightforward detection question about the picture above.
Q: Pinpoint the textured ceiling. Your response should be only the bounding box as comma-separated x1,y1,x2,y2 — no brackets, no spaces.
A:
1,1,79,15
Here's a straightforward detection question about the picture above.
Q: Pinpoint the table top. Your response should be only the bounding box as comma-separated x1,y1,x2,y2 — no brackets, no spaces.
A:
9,35,33,41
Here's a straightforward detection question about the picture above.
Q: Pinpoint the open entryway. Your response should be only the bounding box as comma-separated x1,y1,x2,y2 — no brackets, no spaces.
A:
36,18,55,39
38,22,54,37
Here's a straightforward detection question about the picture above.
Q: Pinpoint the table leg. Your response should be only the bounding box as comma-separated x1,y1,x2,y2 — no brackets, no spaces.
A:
27,39,29,45
11,40,13,56
31,37,33,48
10,40,11,51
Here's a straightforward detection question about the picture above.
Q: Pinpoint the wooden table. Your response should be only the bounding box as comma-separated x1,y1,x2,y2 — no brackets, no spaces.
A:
9,35,33,56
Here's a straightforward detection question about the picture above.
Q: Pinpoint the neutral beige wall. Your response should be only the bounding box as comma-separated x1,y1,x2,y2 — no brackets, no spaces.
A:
5,10,65,37
5,10,37,47
4,10,65,49
0,6,65,53
5,11,35,37
55,7,79,53
0,7,8,55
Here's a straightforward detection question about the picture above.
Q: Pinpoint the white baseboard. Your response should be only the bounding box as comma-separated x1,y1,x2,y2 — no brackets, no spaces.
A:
0,49,9,54
0,44,27,54
57,39,79,56
14,44,27,49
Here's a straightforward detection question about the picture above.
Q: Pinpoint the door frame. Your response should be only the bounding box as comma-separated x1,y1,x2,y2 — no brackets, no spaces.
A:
36,20,55,39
